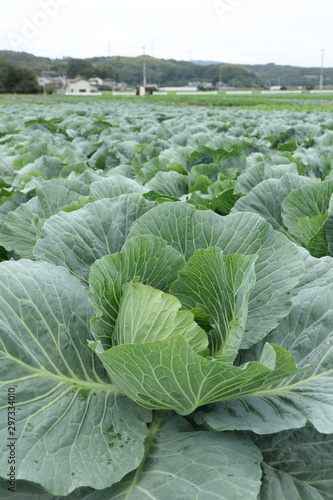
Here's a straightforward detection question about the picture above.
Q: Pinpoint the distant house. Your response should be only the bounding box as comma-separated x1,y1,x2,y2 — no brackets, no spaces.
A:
187,81,201,88
89,77,103,86
38,76,53,87
38,75,66,93
188,81,213,89
113,81,127,91
65,78,101,95
102,78,117,89
270,85,282,91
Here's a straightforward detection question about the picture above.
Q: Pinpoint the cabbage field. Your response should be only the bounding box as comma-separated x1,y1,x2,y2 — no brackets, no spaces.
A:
1,100,333,499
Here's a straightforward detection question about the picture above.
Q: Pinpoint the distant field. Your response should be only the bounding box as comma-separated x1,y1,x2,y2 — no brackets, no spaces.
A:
1,90,333,111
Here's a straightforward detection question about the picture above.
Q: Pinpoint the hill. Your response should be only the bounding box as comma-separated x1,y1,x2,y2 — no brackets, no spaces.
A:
0,51,53,74
1,51,332,88
191,59,333,87
90,55,263,87
0,51,263,88
242,62,333,88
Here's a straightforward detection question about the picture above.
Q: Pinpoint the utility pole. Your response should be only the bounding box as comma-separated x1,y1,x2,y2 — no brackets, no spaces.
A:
142,46,147,87
42,70,46,94
319,49,324,93
219,65,222,89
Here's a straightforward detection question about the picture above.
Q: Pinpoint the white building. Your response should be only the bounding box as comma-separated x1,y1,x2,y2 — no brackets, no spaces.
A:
89,77,103,86
65,78,101,95
102,78,116,88
188,81,213,88
159,86,198,92
270,85,282,91
39,75,66,93
38,76,53,87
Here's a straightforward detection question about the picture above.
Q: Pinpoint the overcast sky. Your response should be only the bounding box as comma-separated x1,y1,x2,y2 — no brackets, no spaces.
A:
0,0,332,67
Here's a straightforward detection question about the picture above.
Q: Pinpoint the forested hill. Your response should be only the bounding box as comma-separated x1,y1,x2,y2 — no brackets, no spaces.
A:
243,62,333,87
194,59,333,87
1,50,332,87
91,56,263,87
0,51,52,73
0,51,262,87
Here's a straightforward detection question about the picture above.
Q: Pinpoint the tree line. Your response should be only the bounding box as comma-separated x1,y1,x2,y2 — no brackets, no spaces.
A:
0,58,39,94
0,52,263,92
1,51,333,92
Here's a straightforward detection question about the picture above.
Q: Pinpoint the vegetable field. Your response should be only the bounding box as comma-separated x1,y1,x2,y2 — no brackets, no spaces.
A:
1,100,333,499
